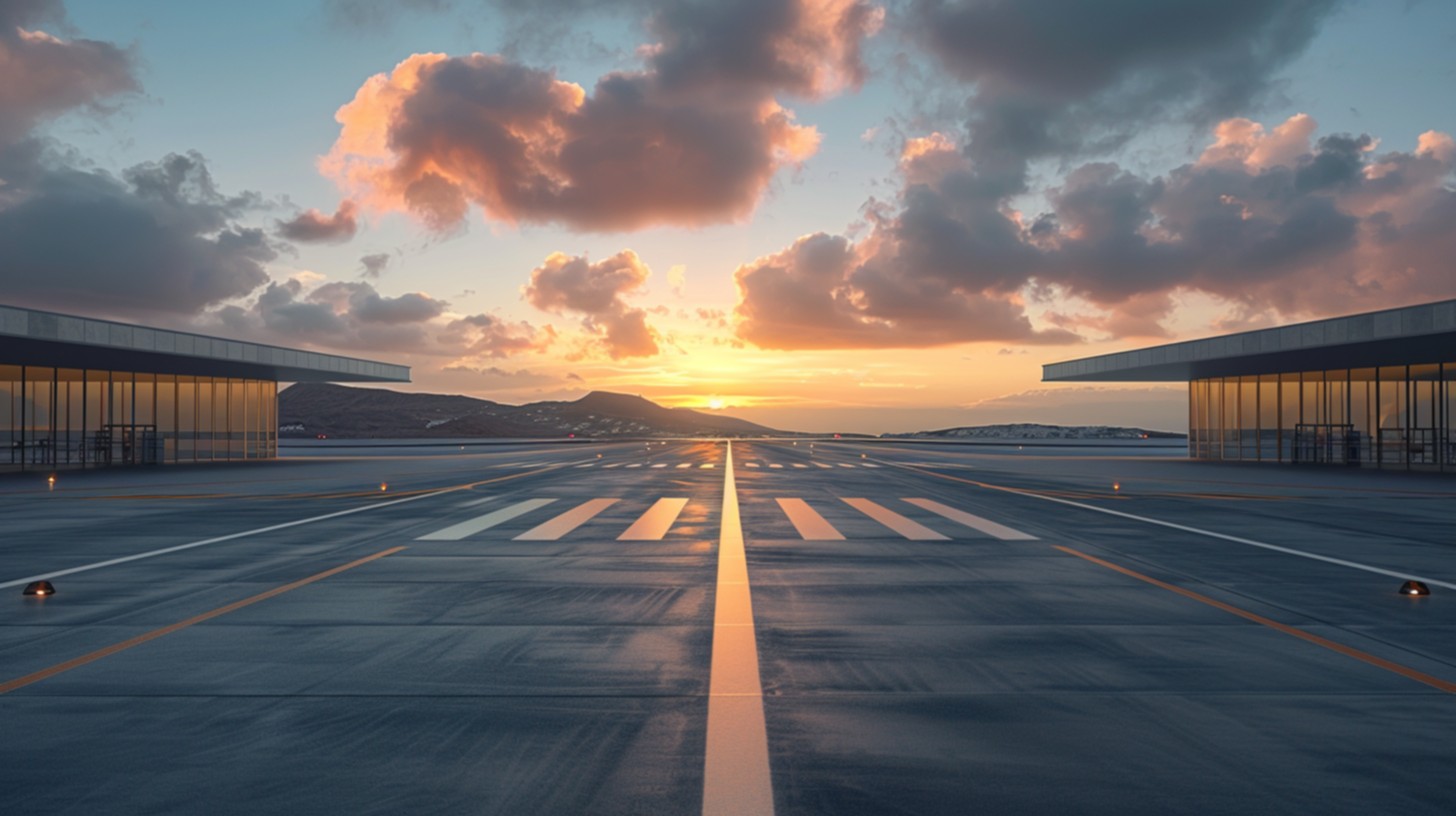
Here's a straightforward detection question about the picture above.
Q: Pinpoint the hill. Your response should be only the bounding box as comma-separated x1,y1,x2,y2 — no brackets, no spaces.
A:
882,423,1185,440
278,383,782,438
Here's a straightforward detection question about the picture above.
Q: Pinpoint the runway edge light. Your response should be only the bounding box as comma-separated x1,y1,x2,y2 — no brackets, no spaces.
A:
1399,580,1430,597
23,581,55,597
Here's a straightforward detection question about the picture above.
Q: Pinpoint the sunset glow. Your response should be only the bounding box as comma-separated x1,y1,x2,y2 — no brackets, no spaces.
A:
1,1,1451,435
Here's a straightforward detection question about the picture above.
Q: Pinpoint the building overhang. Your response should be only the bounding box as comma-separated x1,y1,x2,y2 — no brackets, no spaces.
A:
1043,299,1456,382
0,305,409,383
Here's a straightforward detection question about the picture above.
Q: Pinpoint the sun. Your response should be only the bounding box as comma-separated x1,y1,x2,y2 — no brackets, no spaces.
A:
707,398,725,410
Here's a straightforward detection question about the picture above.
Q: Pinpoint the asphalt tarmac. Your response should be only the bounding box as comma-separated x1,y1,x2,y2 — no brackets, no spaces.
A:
3,439,1455,815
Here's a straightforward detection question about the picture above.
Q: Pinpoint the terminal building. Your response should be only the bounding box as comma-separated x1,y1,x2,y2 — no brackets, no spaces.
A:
1044,298,1456,472
1,304,409,471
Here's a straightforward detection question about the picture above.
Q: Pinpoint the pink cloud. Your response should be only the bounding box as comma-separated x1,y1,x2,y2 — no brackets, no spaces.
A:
320,1,879,232
276,200,359,243
524,250,660,359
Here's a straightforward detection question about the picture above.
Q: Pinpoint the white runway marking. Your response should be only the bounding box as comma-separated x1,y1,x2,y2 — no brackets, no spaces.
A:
604,463,623,469
651,463,668,468
416,498,558,541
618,498,690,541
904,498,1037,540
837,463,856,468
677,463,693,469
0,486,475,589
703,442,774,816
769,463,783,469
792,463,808,469
842,498,948,541
775,498,845,540
625,463,642,468
860,463,881,468
701,464,716,469
1013,491,1456,590
514,498,619,541
457,495,499,507
814,463,832,469
575,463,596,468
745,462,760,468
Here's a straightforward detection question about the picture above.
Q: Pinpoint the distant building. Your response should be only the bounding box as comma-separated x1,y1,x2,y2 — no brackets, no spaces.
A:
1,304,408,471
1044,298,1456,472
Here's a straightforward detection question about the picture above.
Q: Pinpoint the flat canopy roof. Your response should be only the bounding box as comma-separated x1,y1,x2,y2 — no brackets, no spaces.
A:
0,304,410,383
1044,298,1456,382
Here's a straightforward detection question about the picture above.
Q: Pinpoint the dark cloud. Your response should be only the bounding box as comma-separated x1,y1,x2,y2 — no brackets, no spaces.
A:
0,149,274,318
524,250,660,358
323,1,879,231
206,278,552,359
276,200,359,243
735,118,1456,348
358,252,392,278
734,231,1078,349
0,0,138,148
908,0,1340,194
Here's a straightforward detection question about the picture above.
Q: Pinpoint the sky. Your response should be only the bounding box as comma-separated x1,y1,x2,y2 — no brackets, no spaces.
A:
2,0,1454,434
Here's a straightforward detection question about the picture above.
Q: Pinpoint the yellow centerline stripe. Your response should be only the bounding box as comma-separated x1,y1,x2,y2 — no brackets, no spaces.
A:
0,546,407,696
1054,545,1456,694
702,441,775,816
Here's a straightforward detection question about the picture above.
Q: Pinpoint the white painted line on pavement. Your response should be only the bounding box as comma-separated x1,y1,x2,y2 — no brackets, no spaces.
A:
625,463,643,468
416,498,558,541
618,498,690,541
745,462,760,468
1,486,478,589
677,463,693,469
1015,492,1456,590
701,464,716,469
703,442,774,816
776,498,845,541
792,464,808,469
814,463,832,469
768,463,783,469
904,498,1037,541
514,498,619,541
652,463,668,468
842,498,948,541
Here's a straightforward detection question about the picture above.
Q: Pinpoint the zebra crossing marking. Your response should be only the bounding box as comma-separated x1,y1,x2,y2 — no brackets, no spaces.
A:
618,497,690,541
515,498,620,541
775,498,845,540
841,498,947,541
904,498,1036,540
416,498,558,541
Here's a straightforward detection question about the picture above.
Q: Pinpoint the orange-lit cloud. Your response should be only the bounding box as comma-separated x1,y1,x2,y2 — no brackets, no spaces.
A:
321,0,880,231
734,116,1456,349
525,250,660,359
276,200,359,243
0,1,136,148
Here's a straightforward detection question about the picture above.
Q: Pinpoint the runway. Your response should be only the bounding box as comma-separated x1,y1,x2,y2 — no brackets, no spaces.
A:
3,439,1455,814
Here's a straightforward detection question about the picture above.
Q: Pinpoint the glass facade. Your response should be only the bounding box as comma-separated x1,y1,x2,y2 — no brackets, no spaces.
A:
1,365,277,470
1189,364,1456,471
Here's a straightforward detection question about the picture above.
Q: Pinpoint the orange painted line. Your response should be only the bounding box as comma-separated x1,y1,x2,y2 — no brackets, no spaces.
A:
0,546,407,695
1053,545,1456,694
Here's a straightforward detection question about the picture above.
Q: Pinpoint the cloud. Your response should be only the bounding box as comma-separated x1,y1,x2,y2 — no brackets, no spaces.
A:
276,200,359,243
907,0,1339,195
0,148,274,318
0,0,138,148
524,249,660,359
204,277,552,360
667,263,686,296
321,0,879,231
735,115,1456,348
358,252,392,278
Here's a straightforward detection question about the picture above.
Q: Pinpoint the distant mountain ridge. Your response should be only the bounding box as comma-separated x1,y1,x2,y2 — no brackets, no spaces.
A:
278,383,781,438
882,423,1185,440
